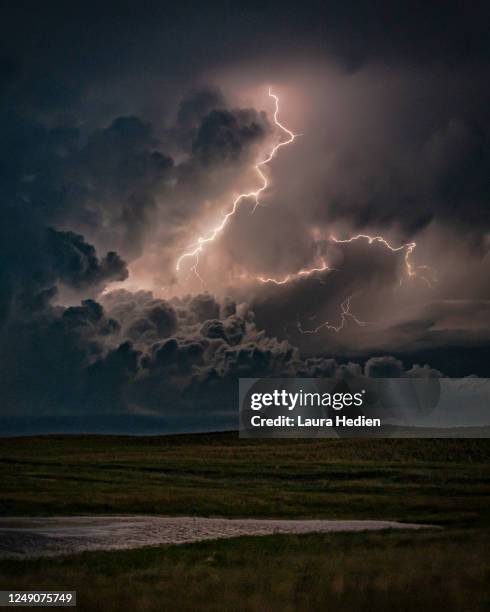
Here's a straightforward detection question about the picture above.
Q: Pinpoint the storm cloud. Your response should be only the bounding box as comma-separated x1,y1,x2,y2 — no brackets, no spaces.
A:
1,1,489,432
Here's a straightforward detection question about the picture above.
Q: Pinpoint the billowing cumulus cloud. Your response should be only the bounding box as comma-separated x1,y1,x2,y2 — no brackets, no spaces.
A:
1,2,489,432
0,285,446,433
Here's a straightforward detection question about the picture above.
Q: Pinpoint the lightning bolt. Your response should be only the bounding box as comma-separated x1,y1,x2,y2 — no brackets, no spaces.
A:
256,260,332,285
292,235,435,335
297,296,369,334
174,87,436,335
252,234,435,288
330,234,436,287
176,88,297,274
292,235,436,335
190,254,204,289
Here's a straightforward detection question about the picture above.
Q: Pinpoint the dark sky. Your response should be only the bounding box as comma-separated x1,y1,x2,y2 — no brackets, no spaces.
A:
1,1,490,433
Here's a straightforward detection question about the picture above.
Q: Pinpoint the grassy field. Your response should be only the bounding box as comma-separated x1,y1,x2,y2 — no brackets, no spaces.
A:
1,434,490,525
1,434,490,610
1,529,489,611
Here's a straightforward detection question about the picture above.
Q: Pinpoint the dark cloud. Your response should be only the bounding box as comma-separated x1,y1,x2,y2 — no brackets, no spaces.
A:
0,204,128,328
0,70,270,326
192,108,269,165
0,298,120,413
246,237,406,343
47,229,128,289
1,1,489,433
0,283,451,432
2,3,489,114
189,293,220,322
64,115,174,259
364,356,442,379
172,88,227,151
178,89,226,130
318,107,490,243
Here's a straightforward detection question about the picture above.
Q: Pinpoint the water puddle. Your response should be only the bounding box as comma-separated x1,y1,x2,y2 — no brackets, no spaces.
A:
0,516,435,559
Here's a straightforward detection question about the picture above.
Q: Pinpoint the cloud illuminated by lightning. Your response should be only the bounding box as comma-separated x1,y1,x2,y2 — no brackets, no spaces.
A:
175,87,435,335
251,233,435,288
297,296,369,334
330,234,436,287
176,88,297,273
256,260,332,285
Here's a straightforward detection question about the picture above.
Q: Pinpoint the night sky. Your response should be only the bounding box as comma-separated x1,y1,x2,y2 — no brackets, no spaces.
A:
1,1,490,433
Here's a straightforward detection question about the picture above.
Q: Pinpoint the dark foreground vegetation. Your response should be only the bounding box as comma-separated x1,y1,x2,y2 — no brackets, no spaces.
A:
1,433,489,525
1,529,489,611
1,434,489,610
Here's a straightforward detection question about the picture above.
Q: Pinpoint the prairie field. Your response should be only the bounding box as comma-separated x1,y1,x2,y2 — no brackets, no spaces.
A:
1,434,489,610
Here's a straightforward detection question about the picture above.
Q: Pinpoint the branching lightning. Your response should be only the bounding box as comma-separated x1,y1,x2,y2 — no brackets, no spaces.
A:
293,235,435,335
176,88,297,274
256,260,332,285
330,234,436,287
297,296,369,334
251,233,435,289
175,87,435,334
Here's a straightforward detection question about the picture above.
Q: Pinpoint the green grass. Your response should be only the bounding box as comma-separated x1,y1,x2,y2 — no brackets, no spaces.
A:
1,434,489,526
1,434,490,610
1,529,490,611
